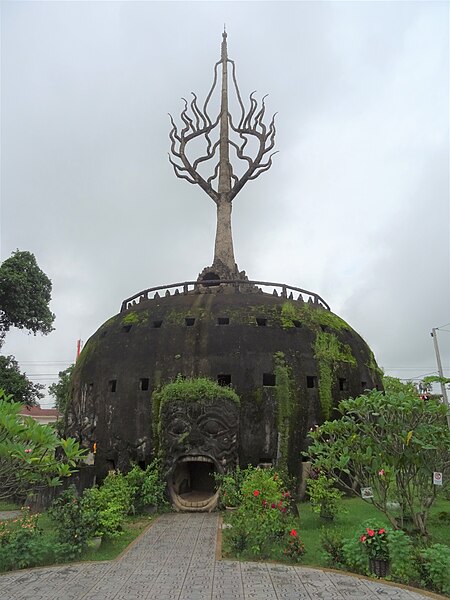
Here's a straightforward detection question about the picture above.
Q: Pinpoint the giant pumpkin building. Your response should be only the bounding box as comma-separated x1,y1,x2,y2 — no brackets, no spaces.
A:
66,32,382,511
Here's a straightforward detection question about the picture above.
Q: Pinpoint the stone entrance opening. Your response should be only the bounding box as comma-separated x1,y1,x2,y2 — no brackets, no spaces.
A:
168,456,219,512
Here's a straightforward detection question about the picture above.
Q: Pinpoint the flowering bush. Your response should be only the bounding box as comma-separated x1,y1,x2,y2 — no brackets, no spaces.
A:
0,507,44,571
284,528,306,562
224,467,298,560
359,525,389,560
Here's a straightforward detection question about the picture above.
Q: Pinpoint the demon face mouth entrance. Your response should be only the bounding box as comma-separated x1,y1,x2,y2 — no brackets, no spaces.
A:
168,456,219,512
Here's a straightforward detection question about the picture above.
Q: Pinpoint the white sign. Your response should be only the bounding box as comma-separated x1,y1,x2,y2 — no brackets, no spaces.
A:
361,487,374,499
433,472,443,486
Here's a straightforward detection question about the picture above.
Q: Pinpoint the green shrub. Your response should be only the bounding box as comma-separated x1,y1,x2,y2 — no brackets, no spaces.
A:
125,460,168,513
82,471,133,539
418,543,450,595
387,529,416,585
214,466,246,508
341,533,368,575
306,474,345,519
48,487,99,558
319,528,345,567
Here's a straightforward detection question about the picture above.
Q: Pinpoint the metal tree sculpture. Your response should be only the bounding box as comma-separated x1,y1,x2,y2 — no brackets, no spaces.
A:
169,31,277,277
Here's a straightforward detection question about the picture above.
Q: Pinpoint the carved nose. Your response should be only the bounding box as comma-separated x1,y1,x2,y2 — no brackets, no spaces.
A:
188,427,203,445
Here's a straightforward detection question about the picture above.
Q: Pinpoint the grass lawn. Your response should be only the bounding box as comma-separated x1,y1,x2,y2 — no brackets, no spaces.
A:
0,509,154,572
295,496,387,566
34,512,154,564
82,515,153,561
296,494,450,566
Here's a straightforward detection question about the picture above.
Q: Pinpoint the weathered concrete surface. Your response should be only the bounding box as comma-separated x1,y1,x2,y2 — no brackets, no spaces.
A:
0,513,440,600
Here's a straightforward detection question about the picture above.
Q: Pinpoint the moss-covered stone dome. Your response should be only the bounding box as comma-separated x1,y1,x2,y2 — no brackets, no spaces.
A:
67,282,382,504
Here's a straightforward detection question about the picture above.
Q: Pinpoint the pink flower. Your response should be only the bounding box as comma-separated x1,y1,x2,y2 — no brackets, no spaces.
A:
360,535,367,542
24,449,32,454
271,503,276,509
367,529,375,537
378,469,385,476
378,528,385,535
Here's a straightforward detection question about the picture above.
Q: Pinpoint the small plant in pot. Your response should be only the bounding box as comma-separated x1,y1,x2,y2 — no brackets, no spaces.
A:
360,525,390,577
307,473,345,520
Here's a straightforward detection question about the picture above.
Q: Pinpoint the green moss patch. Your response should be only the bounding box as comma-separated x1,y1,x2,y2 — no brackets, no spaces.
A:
274,352,293,470
281,302,351,331
153,377,240,407
314,332,357,420
121,311,148,326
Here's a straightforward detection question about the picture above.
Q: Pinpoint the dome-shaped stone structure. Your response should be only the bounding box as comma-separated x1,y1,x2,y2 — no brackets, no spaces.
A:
67,280,381,508
66,33,382,510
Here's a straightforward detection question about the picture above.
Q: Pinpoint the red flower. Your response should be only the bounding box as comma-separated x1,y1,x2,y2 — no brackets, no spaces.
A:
262,499,267,507
378,528,385,535
290,529,297,537
367,529,375,537
360,535,367,542
253,490,259,497
271,503,276,509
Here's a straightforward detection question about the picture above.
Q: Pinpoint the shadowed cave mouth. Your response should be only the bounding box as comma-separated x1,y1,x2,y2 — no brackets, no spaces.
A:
168,456,219,511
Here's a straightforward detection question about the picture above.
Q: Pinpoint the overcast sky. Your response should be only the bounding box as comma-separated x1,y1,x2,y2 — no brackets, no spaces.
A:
1,1,449,407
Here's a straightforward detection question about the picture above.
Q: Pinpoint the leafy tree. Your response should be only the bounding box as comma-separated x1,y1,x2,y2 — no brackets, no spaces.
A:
382,375,416,395
0,355,44,406
307,389,450,537
48,365,74,414
0,390,87,501
0,250,55,340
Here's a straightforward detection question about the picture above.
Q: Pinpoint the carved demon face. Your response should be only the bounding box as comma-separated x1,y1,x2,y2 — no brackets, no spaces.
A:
160,397,239,511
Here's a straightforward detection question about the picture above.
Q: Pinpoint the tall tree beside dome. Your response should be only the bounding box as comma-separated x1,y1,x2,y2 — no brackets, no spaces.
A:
0,250,55,345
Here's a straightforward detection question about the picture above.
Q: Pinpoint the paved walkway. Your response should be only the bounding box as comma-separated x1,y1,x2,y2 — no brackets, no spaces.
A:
0,513,441,600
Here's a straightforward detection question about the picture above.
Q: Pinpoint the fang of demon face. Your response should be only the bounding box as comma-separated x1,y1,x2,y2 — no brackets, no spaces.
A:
160,397,239,511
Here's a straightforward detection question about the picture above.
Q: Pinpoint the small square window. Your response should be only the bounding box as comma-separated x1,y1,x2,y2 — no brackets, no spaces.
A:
256,317,267,327
153,320,162,328
217,374,231,386
217,317,230,325
185,317,195,326
109,380,117,393
263,373,276,387
140,378,149,391
306,376,317,389
339,378,348,391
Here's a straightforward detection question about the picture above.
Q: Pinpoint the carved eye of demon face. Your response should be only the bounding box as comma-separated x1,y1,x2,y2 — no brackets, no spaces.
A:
169,417,190,436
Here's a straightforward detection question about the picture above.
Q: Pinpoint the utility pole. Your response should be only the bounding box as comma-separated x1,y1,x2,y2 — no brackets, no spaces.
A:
431,328,450,429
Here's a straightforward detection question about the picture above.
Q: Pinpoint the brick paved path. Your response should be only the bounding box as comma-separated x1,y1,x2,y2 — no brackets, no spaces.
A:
0,513,439,600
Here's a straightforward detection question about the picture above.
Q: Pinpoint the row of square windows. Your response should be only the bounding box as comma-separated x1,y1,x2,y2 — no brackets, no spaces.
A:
105,375,368,393
123,316,302,332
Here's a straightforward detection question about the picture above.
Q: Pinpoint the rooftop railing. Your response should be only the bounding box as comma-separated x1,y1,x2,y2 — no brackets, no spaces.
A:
120,280,330,313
